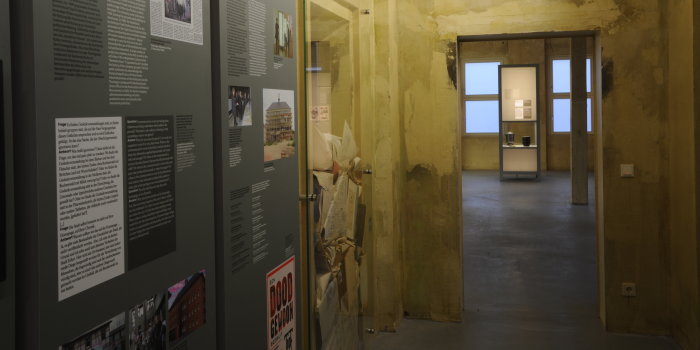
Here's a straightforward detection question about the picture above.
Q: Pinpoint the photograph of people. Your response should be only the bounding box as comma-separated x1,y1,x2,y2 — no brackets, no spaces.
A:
274,11,293,58
164,0,192,24
59,314,126,350
228,86,252,127
129,294,167,350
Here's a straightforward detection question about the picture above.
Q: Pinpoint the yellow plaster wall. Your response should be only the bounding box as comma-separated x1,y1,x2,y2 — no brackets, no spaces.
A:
595,2,669,334
461,136,499,169
396,0,680,337
397,0,464,322
666,0,698,347
370,0,406,331
305,1,700,344
546,133,595,170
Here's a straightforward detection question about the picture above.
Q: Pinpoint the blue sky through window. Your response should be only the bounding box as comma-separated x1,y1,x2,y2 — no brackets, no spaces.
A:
553,59,591,93
465,62,500,95
553,98,592,132
465,101,499,133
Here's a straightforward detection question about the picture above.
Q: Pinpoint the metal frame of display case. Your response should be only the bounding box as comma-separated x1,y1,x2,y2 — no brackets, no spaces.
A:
499,64,541,180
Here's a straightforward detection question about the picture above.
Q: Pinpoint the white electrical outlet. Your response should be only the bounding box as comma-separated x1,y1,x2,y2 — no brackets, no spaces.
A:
622,282,637,297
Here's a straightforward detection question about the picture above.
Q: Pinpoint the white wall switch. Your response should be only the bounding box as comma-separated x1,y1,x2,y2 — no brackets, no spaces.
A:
620,164,635,178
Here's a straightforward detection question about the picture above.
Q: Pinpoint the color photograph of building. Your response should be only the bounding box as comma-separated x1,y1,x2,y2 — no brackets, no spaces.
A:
167,271,206,344
263,89,296,161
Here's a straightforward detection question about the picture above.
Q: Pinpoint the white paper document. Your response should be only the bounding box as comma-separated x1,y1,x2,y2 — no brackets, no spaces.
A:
56,117,125,301
515,107,524,120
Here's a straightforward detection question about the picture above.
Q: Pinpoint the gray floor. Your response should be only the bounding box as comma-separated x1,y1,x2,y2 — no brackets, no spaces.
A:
368,171,679,350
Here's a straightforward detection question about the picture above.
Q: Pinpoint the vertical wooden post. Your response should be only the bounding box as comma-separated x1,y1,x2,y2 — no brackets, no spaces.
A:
571,37,588,204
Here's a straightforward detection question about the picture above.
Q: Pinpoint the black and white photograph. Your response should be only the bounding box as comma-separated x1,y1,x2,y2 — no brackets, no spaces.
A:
59,314,127,350
164,0,191,24
274,11,293,58
128,294,167,350
228,86,252,127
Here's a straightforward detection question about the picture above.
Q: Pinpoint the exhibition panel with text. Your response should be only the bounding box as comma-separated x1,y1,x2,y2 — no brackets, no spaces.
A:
213,0,301,348
13,1,218,348
5,0,302,348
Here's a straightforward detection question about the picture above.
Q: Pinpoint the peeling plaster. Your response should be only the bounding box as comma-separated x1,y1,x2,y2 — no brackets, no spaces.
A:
433,0,624,38
445,41,457,89
602,59,614,98
407,163,434,181
397,0,463,323
395,0,675,336
369,0,688,338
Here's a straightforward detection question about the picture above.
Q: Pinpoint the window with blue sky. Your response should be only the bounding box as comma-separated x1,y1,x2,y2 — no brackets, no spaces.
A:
464,62,500,133
552,59,592,133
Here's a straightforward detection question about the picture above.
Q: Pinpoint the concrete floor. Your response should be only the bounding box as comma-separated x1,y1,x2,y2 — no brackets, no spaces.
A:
368,171,679,350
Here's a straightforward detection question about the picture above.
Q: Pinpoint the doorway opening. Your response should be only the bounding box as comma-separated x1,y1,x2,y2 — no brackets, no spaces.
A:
459,33,608,345
366,31,677,349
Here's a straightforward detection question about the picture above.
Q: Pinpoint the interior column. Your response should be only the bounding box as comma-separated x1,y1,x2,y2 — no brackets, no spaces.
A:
571,37,588,205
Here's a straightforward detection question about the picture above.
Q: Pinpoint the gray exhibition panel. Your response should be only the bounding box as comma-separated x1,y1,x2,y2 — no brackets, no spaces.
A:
0,0,15,347
213,0,301,349
14,1,217,349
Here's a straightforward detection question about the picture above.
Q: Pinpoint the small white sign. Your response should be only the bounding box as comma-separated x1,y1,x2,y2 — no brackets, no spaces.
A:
620,164,635,178
515,107,524,120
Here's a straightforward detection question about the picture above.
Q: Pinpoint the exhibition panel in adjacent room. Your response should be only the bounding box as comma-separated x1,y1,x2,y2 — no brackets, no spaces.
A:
13,1,217,348
0,0,14,346
213,0,301,349
499,64,541,179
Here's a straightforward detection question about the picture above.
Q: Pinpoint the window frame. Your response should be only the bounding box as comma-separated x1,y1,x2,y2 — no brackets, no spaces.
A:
462,59,503,135
549,56,594,134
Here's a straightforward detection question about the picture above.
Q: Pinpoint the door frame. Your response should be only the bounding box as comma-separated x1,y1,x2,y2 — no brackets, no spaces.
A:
456,30,606,325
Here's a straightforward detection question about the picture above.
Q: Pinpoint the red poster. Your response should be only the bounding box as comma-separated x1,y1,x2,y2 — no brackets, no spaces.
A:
267,256,296,350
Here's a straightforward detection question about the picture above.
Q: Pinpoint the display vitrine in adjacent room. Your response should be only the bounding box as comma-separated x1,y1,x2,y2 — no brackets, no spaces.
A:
499,64,541,180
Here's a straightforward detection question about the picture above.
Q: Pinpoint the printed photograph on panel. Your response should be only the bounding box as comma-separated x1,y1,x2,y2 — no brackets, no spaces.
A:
274,11,293,58
167,270,207,344
263,89,296,161
128,294,167,350
164,0,192,24
59,313,126,350
151,0,203,45
228,86,253,127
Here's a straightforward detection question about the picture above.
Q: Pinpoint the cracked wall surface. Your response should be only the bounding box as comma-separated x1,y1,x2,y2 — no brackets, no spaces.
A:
666,0,698,347
303,1,700,347
397,0,464,322
391,0,700,344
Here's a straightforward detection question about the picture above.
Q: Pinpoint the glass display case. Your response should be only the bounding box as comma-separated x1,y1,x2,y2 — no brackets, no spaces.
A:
304,1,375,349
499,65,541,179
